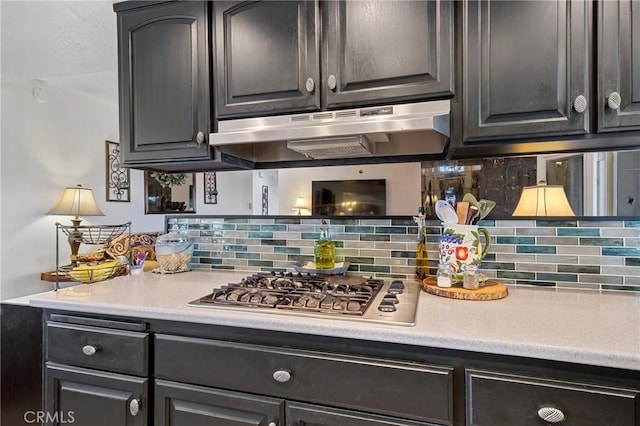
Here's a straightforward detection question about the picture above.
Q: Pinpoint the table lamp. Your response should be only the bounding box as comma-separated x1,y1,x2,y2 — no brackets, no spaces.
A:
291,197,308,215
48,184,105,261
512,181,575,216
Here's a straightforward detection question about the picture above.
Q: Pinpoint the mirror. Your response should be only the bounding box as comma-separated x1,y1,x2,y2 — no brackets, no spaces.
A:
421,150,640,217
225,149,638,218
145,172,196,214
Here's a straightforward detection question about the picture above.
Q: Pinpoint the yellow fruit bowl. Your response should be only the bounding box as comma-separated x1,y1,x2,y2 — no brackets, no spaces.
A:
68,259,124,283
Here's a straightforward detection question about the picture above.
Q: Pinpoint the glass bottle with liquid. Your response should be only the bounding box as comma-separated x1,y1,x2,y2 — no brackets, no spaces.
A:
314,219,336,269
415,207,429,280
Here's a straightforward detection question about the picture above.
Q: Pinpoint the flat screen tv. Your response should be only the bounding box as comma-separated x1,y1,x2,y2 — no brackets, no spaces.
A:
311,179,386,216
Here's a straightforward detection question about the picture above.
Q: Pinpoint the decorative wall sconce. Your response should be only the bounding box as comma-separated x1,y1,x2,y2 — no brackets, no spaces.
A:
204,172,218,204
105,140,130,202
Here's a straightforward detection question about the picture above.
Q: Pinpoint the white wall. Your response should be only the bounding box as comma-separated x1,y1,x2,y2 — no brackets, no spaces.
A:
0,80,262,300
0,81,159,300
196,170,253,215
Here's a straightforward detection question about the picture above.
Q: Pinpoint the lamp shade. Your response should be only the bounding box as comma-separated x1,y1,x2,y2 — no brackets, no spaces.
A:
291,197,308,215
512,181,575,216
48,184,104,218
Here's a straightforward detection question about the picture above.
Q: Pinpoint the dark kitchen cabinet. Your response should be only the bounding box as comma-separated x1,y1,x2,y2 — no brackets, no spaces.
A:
458,0,591,143
287,402,439,426
214,1,320,118
154,334,455,425
155,379,283,425
43,316,150,426
322,0,453,110
597,0,640,132
115,1,212,166
38,310,639,426
214,0,453,119
466,369,639,426
45,363,147,426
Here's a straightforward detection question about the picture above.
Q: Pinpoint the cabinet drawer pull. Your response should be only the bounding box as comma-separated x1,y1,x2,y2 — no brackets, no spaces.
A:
196,131,205,145
607,92,622,110
82,345,99,356
537,406,565,423
272,369,291,383
129,398,140,416
305,77,315,93
573,95,587,113
327,74,337,91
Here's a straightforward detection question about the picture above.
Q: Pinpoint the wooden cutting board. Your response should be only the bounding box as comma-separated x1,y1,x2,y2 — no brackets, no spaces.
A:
422,276,508,300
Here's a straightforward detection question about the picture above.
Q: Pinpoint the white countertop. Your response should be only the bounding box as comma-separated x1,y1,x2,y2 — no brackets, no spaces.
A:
26,271,640,371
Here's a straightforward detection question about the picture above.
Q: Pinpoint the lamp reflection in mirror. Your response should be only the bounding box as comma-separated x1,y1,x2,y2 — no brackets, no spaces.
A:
512,180,575,216
291,197,309,215
48,184,105,261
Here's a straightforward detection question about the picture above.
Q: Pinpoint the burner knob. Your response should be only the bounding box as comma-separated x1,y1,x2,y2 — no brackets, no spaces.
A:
388,281,405,294
378,301,397,312
272,369,292,383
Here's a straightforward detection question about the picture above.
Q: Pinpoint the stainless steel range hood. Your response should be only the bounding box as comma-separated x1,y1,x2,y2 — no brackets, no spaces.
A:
210,100,451,165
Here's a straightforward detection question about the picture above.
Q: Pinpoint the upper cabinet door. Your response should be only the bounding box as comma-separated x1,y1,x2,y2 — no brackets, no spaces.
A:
598,0,640,132
214,1,320,119
461,0,591,143
322,0,454,110
117,1,210,164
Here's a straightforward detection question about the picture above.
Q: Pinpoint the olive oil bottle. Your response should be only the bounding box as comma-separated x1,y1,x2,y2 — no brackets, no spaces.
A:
415,207,429,280
314,219,336,269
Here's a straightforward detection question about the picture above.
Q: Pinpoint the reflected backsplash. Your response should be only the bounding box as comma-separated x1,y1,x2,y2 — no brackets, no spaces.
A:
421,150,640,217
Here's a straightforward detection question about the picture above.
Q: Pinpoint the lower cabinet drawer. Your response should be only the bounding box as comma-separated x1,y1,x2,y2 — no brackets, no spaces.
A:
466,369,639,426
154,334,454,425
287,401,442,426
47,322,149,376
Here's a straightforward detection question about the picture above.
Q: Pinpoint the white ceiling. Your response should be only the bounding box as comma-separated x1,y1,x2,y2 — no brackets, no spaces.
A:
0,0,119,104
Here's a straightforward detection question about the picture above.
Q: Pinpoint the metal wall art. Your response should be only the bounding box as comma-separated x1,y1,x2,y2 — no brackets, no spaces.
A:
261,185,269,215
204,172,218,204
105,140,130,202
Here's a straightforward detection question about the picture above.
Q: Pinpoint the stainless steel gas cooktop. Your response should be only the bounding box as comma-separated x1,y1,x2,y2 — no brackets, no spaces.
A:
188,272,420,326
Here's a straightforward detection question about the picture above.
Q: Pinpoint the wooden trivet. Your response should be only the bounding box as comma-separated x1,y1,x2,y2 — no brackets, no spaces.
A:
422,276,508,300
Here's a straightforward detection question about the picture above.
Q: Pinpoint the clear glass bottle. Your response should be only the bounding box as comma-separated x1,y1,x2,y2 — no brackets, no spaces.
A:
463,263,480,290
436,263,454,288
314,219,336,269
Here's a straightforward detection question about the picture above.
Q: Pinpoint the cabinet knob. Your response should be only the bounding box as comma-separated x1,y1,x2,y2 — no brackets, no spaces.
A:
573,95,587,113
129,398,140,416
305,77,315,93
607,92,622,110
268,422,277,426
196,131,206,145
327,74,337,91
272,369,291,383
537,407,565,423
82,345,98,356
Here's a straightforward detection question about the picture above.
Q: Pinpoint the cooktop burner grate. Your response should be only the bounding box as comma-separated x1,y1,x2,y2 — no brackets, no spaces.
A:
188,271,420,326
195,272,383,316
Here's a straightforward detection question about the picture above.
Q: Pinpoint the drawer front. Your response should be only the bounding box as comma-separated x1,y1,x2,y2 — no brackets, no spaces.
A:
47,322,148,376
466,369,639,426
155,334,454,425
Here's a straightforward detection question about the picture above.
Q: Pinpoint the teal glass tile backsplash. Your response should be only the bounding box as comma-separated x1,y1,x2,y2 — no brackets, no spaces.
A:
167,216,640,292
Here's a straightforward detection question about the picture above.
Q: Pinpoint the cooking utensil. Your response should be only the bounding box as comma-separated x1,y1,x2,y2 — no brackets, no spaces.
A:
463,193,481,223
478,199,496,221
455,201,470,225
465,206,479,224
435,200,458,223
